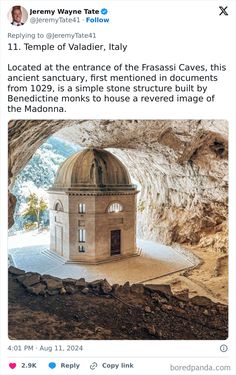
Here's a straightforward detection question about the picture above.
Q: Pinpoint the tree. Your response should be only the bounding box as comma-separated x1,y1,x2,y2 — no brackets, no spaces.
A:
22,192,48,229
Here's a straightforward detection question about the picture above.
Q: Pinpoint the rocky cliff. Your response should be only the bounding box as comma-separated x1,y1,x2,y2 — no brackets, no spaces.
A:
8,267,228,340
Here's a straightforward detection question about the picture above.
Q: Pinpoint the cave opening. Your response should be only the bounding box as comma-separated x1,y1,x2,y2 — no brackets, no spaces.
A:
8,134,195,284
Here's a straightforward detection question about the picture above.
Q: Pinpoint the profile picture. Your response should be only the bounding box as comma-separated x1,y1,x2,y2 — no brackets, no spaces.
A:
8,5,28,26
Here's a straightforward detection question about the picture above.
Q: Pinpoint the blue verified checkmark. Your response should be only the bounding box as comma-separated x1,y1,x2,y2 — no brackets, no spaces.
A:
101,8,108,15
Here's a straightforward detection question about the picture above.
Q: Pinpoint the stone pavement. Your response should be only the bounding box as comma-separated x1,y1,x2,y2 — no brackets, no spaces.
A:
8,231,194,285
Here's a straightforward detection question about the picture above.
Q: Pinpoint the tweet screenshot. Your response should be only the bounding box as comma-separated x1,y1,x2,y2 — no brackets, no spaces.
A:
0,0,235,374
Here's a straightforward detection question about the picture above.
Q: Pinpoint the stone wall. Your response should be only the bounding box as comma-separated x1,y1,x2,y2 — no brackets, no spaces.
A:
9,266,228,340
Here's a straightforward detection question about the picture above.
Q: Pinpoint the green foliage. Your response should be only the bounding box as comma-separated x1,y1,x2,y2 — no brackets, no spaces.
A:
22,193,48,228
10,136,80,234
23,222,38,231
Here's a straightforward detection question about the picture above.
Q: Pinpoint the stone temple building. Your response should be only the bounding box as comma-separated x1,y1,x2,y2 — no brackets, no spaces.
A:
48,148,139,263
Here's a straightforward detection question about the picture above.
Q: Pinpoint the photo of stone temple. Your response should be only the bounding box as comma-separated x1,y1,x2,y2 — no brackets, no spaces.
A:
8,120,228,341
48,148,139,263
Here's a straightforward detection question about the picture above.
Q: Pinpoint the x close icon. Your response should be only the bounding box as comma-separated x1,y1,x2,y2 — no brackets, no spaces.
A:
219,6,228,16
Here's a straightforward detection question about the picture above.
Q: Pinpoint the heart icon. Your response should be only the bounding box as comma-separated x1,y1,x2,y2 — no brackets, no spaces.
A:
9,363,16,369
48,362,56,369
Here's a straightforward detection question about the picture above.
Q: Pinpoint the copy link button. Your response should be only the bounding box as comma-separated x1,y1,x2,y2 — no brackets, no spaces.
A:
90,362,98,370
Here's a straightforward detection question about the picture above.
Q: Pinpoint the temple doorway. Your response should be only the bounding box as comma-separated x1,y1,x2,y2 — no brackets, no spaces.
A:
111,229,121,256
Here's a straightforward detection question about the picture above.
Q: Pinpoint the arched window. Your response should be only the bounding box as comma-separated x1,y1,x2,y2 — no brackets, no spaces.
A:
54,201,63,212
108,202,123,213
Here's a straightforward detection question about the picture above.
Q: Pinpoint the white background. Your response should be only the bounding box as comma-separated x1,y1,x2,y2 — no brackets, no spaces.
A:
0,1,235,374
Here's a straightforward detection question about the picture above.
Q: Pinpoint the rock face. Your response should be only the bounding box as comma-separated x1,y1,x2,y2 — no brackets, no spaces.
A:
8,120,228,252
8,268,228,340
8,191,16,228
